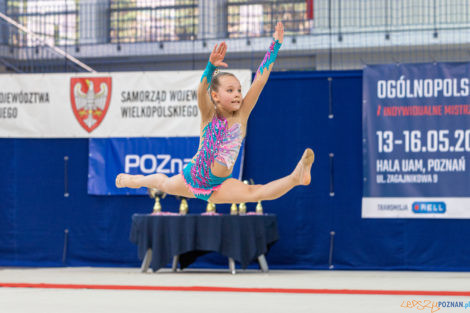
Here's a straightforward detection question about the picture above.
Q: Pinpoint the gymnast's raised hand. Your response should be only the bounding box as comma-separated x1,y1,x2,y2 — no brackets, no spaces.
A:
116,22,314,204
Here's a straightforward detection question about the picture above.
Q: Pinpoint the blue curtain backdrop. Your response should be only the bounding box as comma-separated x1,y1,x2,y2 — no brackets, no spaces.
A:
1,70,470,270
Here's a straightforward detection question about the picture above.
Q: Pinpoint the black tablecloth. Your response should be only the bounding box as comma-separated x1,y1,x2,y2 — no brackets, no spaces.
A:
129,214,279,272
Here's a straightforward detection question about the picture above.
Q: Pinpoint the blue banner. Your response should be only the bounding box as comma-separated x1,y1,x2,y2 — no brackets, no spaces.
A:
362,63,470,218
88,138,244,195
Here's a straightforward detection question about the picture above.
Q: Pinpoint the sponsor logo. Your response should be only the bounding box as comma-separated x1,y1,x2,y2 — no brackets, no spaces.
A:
412,202,446,214
70,77,112,133
125,154,192,174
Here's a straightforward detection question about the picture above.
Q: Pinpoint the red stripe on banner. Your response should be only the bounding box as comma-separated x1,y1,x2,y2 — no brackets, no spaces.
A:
306,0,314,20
1,282,470,296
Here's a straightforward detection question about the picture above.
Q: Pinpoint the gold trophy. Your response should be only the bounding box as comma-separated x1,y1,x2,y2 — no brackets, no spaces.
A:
148,188,166,214
230,203,238,215
238,180,250,215
249,179,263,214
206,201,216,214
179,197,189,215
238,202,247,215
255,200,263,215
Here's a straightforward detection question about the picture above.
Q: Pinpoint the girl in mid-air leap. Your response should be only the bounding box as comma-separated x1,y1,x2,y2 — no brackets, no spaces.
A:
116,22,314,203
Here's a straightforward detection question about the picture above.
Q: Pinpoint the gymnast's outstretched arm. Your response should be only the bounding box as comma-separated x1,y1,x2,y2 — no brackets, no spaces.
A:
197,42,228,121
240,22,284,119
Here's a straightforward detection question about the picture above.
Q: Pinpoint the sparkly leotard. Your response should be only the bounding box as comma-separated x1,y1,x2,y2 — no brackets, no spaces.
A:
182,39,280,201
182,114,243,201
254,38,281,81
215,121,243,168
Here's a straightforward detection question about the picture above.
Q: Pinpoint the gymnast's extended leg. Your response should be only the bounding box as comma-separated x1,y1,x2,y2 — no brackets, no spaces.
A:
115,173,194,198
209,148,314,204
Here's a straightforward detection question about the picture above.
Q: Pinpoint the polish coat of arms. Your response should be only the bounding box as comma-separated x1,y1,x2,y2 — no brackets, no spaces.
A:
70,77,112,133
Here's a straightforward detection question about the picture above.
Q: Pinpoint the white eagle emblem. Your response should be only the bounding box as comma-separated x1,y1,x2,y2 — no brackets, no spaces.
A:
70,77,112,133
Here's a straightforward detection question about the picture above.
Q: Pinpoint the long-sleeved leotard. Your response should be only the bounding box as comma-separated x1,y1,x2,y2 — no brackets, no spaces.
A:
254,38,282,81
182,40,280,201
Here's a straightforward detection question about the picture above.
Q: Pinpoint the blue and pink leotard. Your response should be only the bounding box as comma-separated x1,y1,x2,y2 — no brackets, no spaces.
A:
182,114,242,201
182,38,281,201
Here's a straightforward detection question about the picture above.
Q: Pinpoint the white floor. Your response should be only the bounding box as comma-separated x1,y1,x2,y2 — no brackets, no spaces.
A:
1,267,469,313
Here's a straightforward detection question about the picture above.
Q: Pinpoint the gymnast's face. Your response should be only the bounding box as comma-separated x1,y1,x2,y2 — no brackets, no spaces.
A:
212,75,242,113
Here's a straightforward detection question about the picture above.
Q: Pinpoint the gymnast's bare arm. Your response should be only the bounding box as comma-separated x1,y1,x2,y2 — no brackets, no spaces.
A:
198,42,228,122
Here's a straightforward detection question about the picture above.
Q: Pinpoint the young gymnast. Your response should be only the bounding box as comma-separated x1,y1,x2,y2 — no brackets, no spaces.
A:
115,22,314,204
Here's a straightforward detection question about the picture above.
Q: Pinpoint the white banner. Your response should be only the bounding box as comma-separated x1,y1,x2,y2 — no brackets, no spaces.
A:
362,197,470,218
0,70,251,138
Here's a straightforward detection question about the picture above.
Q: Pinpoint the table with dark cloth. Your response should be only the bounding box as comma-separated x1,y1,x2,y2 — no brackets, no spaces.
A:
129,213,279,272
